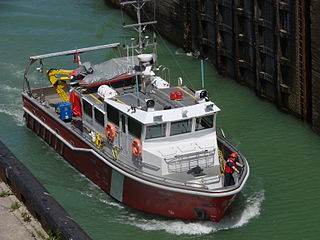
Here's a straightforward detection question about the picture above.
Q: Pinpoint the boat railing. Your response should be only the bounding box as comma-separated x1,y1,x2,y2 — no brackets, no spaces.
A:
69,124,245,190
29,43,120,61
24,43,121,95
164,150,215,173
69,124,212,188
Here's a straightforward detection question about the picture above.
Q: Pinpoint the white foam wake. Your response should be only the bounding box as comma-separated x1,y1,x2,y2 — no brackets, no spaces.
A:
0,104,25,126
127,190,265,235
0,61,24,79
232,189,265,228
80,190,124,210
130,218,215,235
98,198,125,209
0,79,24,127
0,84,20,93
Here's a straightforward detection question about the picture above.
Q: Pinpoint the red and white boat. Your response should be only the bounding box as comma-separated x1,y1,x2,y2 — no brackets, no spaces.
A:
22,0,249,222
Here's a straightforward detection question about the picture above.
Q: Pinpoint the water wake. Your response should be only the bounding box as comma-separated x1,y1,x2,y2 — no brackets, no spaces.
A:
126,189,265,235
0,84,20,93
0,104,24,126
97,197,125,209
79,188,124,210
0,63,25,127
232,190,265,228
0,61,24,79
81,183,265,235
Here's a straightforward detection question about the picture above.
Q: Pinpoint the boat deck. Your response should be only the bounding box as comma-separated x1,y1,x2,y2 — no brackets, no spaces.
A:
166,165,220,180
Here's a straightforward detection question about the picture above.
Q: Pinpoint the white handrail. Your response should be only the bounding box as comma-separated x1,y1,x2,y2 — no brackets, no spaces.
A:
29,43,120,60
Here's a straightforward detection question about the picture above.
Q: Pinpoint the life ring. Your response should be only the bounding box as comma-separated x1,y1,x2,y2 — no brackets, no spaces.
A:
131,139,142,157
106,123,116,141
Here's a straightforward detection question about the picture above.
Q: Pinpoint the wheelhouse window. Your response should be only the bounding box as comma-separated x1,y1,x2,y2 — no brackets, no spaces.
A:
94,107,105,127
83,99,92,118
195,114,214,131
170,119,192,136
128,116,142,138
145,124,166,139
107,104,119,125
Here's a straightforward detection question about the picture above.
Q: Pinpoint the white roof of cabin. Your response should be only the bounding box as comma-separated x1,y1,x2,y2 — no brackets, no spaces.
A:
104,98,220,124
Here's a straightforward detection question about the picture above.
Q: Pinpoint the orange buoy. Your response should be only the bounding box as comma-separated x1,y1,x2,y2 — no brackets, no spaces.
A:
131,139,142,157
106,123,116,141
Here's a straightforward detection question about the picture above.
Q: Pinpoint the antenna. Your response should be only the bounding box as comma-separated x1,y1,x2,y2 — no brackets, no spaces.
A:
201,59,205,88
121,0,157,54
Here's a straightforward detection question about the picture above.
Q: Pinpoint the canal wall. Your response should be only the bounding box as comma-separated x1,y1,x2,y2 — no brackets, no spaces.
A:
310,1,320,134
0,141,92,240
106,0,320,135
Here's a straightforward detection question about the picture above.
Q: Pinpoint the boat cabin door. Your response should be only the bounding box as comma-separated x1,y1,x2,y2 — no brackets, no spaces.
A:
119,113,128,156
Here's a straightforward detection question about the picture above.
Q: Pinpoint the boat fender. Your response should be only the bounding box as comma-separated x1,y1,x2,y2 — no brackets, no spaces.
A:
106,123,116,141
95,133,103,148
131,139,142,157
89,131,96,142
112,145,119,160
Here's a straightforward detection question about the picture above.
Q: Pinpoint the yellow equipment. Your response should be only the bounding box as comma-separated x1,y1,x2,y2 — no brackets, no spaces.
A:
47,69,73,102
94,133,103,149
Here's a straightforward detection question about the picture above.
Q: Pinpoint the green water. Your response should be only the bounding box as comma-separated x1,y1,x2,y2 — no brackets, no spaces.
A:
0,1,319,239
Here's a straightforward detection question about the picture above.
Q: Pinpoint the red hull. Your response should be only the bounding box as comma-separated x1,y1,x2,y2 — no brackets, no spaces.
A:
23,96,236,222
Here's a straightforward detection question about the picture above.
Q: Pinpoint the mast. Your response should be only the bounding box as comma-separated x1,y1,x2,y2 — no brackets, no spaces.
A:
121,0,158,107
121,0,157,54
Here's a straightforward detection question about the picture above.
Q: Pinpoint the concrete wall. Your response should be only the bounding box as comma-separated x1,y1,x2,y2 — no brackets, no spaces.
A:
0,141,92,240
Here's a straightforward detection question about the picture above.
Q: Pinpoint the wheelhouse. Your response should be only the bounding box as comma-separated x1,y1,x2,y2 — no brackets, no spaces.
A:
78,86,219,144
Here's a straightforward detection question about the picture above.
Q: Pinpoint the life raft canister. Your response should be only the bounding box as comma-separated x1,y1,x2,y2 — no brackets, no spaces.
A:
131,139,142,157
106,123,116,141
